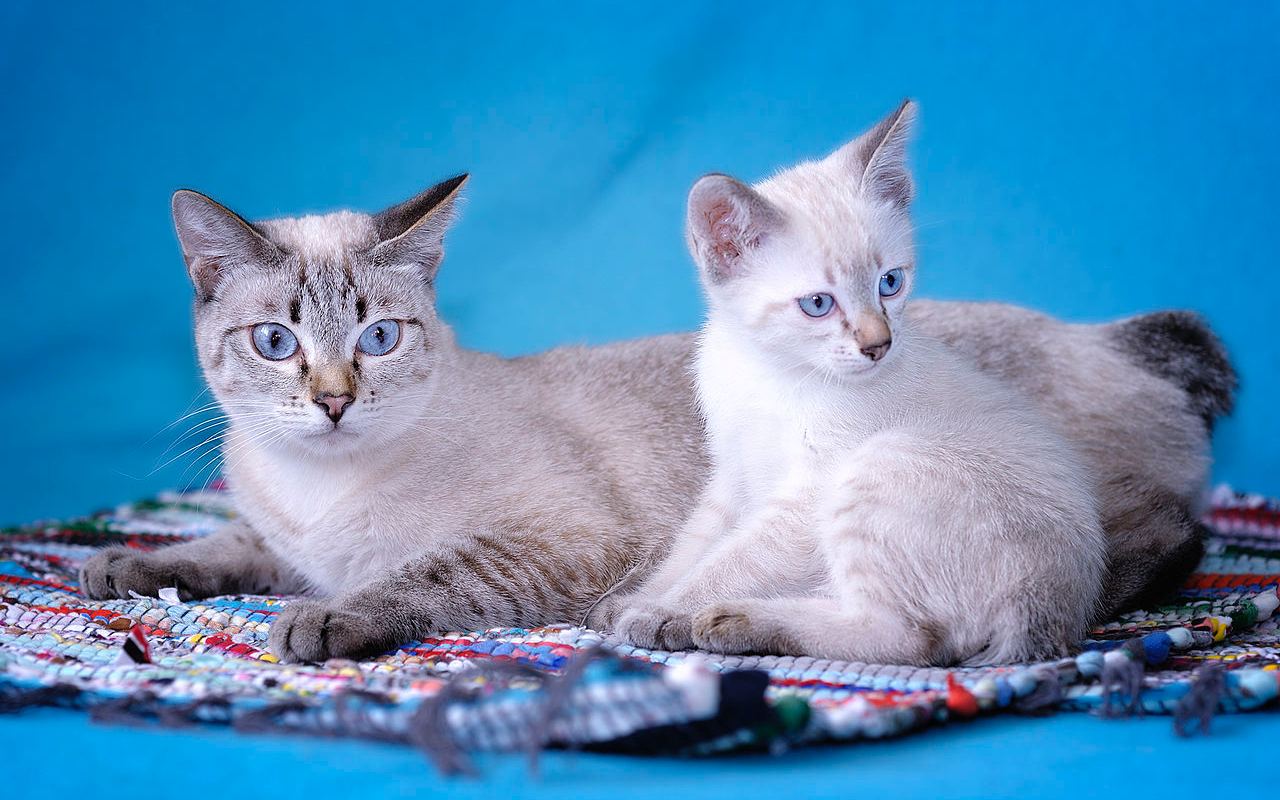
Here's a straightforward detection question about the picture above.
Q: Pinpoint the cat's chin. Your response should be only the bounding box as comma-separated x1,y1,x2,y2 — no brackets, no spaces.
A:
290,425,369,455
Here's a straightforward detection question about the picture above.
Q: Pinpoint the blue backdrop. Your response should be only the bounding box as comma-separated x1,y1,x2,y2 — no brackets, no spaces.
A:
2,2,1276,523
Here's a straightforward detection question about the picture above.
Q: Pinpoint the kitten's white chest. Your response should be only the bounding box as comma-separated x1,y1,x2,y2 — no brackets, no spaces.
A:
697,339,826,508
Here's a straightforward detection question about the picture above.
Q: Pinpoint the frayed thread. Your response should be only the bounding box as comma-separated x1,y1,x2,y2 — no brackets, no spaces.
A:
1015,666,1065,713
1173,663,1226,737
1097,639,1147,718
524,644,613,777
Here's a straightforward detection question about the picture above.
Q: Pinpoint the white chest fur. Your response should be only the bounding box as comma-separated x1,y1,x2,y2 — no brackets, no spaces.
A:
695,329,839,513
225,434,434,596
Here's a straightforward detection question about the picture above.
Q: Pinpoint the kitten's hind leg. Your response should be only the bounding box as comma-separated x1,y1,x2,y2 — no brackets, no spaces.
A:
690,595,949,664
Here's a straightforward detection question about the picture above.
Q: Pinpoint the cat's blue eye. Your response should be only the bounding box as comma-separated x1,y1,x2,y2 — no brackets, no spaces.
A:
879,268,906,298
357,319,401,356
798,293,836,318
250,323,298,361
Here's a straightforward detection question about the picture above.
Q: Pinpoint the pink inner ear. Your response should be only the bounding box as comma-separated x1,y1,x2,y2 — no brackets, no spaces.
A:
709,209,742,263
704,191,754,267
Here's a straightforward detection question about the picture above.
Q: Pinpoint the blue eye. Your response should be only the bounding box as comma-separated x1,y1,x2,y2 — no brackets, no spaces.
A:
879,268,906,298
358,319,401,356
798,293,836,318
250,323,298,361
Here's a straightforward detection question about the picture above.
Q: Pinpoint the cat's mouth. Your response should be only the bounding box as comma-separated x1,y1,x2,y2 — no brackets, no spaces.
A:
301,423,361,442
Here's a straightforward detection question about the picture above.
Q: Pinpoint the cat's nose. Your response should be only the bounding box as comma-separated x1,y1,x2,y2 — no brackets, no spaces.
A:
313,392,355,423
860,338,892,362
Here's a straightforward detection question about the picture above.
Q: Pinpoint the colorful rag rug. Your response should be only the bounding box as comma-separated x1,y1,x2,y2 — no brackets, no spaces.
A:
3,486,1280,768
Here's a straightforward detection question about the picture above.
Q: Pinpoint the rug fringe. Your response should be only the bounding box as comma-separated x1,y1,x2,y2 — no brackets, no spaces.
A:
1173,663,1226,737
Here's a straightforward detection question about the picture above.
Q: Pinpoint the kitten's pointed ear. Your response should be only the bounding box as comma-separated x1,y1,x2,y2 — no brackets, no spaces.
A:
372,173,468,281
833,99,917,210
687,174,784,284
172,190,279,301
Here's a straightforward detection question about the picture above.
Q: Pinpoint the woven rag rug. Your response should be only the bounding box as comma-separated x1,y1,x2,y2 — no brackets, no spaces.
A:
3,486,1280,770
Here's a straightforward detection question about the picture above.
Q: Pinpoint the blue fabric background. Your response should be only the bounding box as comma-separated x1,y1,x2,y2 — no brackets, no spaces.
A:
1,2,1276,523
3,3,1279,795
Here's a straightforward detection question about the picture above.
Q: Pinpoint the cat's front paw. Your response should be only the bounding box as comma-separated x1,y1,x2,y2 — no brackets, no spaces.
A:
79,546,219,600
268,600,390,663
692,601,796,656
612,604,694,651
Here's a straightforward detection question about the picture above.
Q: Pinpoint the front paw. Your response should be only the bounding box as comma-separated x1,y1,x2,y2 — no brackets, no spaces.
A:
585,593,627,631
79,546,218,600
268,600,390,663
692,601,795,656
612,604,694,651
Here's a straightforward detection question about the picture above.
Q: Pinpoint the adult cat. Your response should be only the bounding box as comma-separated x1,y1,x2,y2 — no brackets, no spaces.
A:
81,169,1233,663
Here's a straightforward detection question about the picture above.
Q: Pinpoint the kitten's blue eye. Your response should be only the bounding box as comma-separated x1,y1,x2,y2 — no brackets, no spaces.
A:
358,319,401,356
798,293,836,318
879,268,906,298
250,323,298,361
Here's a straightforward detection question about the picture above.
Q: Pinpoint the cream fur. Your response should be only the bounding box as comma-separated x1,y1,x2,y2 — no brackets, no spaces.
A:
611,102,1109,665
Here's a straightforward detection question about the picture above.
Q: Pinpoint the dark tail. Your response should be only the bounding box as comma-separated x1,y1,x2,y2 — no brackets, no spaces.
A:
1112,311,1237,429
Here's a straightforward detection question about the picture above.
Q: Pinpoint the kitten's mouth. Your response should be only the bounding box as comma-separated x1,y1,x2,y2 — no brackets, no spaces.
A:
832,358,880,376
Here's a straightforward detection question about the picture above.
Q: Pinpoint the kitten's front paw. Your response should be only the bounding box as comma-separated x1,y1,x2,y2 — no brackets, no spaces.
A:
268,600,390,663
692,601,796,656
584,593,627,631
612,605,694,651
79,546,218,600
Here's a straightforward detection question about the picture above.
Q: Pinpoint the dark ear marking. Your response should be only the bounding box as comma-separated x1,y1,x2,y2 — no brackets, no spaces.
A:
171,189,281,301
371,174,468,282
372,173,469,242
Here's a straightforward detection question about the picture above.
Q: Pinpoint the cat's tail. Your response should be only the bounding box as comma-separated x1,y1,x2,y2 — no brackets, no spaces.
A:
1110,310,1237,430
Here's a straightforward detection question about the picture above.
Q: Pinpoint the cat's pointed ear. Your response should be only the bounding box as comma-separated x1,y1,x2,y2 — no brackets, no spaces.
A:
687,174,784,284
371,173,468,281
172,190,280,301
833,99,917,210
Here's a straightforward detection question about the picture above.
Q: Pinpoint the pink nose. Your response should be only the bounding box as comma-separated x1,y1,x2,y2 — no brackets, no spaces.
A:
313,393,355,423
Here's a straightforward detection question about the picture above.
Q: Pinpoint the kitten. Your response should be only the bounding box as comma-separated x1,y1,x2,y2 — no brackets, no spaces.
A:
608,101,1111,665
79,157,1231,665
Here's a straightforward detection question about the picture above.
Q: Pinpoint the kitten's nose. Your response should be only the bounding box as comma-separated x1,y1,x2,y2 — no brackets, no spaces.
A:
313,392,355,423
860,338,892,362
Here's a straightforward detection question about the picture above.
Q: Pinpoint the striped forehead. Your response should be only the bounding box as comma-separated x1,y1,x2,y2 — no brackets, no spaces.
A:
257,212,378,349
292,257,362,331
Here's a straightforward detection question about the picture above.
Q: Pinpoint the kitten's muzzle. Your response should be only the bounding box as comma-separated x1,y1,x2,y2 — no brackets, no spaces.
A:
851,310,893,363
860,337,892,362
314,392,355,423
